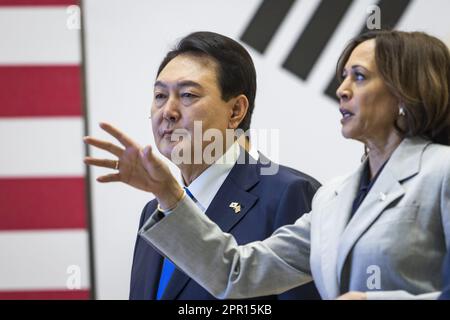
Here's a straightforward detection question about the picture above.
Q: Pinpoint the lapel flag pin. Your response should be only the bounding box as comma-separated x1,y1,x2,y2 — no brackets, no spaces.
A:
229,202,241,214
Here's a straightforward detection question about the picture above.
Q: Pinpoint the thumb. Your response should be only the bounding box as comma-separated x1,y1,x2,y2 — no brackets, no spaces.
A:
141,145,151,162
140,145,159,170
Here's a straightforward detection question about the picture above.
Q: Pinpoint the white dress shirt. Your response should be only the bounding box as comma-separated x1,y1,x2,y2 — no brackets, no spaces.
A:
181,142,241,212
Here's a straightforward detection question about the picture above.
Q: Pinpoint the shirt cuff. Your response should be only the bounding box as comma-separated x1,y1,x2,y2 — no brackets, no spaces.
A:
157,190,187,216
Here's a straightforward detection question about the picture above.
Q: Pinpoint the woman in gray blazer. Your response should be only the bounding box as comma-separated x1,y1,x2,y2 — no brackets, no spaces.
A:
85,30,450,299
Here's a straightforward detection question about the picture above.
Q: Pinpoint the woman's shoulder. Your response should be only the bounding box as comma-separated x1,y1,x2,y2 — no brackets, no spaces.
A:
423,142,450,165
425,141,450,154
421,142,450,178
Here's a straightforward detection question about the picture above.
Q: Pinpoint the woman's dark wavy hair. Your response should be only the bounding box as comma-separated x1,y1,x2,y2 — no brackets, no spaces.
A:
336,30,450,145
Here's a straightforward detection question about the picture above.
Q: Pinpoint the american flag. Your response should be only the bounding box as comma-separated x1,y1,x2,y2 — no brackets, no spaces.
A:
1,0,450,301
0,0,91,299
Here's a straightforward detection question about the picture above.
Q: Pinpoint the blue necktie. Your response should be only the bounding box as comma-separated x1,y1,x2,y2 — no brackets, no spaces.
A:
156,258,175,300
156,187,196,299
183,186,198,205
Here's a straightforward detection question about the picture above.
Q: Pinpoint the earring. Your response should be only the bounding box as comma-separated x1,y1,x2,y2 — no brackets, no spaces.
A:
399,107,406,116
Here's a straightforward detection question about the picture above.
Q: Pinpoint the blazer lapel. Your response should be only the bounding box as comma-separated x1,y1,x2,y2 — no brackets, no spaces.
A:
162,149,259,299
205,149,259,233
144,247,164,300
335,137,431,291
336,170,405,290
318,167,362,298
130,200,166,300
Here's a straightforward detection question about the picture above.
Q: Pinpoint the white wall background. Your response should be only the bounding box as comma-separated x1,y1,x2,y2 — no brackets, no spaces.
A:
82,0,450,299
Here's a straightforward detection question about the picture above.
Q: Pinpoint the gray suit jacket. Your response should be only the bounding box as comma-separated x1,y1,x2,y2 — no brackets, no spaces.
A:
139,137,450,299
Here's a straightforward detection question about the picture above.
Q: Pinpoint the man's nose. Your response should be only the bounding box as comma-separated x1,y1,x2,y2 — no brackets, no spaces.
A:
162,96,180,123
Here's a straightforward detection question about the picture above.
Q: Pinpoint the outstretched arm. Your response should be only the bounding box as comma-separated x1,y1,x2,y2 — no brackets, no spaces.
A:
139,194,314,299
84,122,314,299
83,122,183,209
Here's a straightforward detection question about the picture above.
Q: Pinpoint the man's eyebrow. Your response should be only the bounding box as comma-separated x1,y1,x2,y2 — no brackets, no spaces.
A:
154,80,203,89
177,80,202,89
154,81,168,88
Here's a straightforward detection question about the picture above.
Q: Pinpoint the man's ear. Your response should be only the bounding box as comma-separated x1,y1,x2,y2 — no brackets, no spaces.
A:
229,94,249,129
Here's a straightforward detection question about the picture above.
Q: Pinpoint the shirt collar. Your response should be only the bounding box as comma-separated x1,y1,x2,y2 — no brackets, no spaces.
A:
358,159,389,193
181,142,240,211
247,141,259,161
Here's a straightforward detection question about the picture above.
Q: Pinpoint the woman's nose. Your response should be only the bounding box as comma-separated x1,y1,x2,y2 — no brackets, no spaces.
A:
336,80,352,101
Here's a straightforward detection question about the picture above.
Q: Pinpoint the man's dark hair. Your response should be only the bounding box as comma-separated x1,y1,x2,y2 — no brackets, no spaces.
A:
157,31,256,132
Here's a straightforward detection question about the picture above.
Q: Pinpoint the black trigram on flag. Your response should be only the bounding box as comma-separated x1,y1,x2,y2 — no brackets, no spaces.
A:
241,0,412,101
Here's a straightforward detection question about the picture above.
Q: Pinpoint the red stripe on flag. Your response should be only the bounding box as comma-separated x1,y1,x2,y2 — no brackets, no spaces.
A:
0,0,78,5
0,177,87,230
0,66,82,117
0,289,89,300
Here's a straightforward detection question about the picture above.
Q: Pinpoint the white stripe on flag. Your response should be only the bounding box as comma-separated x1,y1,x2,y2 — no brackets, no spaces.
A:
0,7,81,65
0,117,85,177
0,229,90,290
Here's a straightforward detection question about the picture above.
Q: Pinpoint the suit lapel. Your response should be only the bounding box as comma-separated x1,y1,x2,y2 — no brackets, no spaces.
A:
130,201,166,300
162,149,259,299
205,182,258,233
145,251,164,299
335,137,431,291
336,170,405,289
207,149,259,231
318,168,361,298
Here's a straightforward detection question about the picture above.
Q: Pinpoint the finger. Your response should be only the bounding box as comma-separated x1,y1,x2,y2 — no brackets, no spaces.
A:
83,136,123,157
96,173,121,183
84,157,118,170
142,146,153,160
99,122,135,148
142,145,158,162
141,145,161,171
